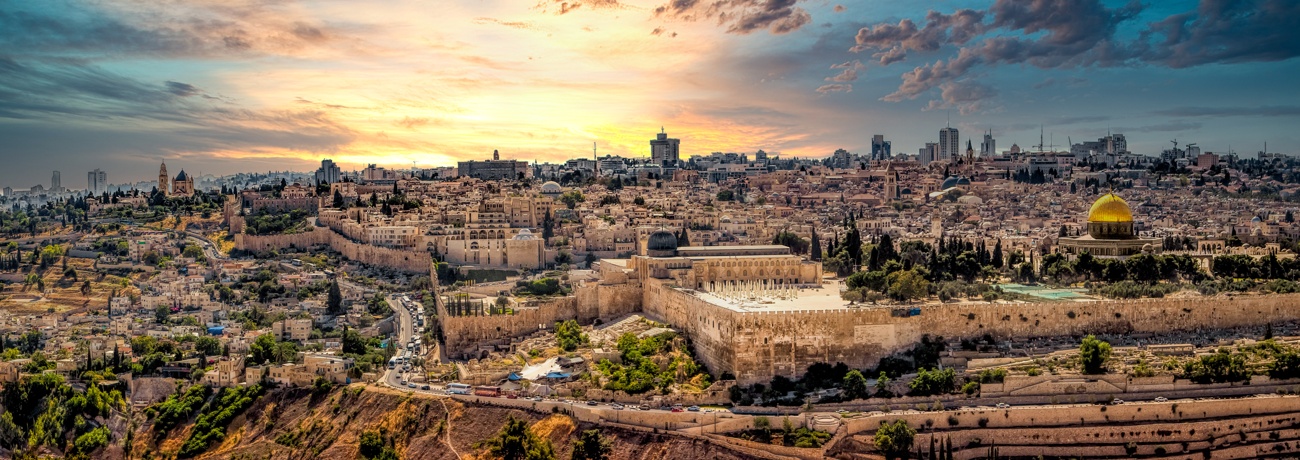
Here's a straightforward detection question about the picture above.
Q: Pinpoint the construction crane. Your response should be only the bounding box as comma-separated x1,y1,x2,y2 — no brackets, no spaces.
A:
1170,139,1179,152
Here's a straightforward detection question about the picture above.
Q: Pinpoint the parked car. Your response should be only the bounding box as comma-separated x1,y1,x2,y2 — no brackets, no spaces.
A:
671,407,684,413
421,385,430,390
995,403,1010,409
407,383,417,388
612,403,625,410
586,400,598,406
687,405,700,412
1111,399,1124,405
1154,397,1168,402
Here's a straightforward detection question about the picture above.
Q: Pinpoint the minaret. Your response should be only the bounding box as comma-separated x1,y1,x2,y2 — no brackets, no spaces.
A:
159,161,170,196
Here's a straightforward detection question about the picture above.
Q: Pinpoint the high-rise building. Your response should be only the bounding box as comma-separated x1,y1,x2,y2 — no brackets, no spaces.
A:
920,143,938,164
650,128,680,165
939,127,959,162
871,135,891,160
980,130,996,157
315,159,342,184
51,171,61,192
87,169,107,194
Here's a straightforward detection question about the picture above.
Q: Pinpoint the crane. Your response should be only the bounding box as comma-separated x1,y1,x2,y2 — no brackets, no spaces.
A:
1170,139,1179,152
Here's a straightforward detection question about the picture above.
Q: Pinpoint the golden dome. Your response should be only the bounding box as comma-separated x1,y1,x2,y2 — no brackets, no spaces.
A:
1087,193,1133,223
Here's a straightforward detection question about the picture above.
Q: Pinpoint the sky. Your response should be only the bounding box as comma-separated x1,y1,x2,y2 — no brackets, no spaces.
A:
1,0,1298,189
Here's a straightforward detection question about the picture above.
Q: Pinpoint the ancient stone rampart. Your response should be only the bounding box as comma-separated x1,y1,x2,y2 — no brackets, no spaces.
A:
640,282,1300,384
438,282,645,357
234,226,431,273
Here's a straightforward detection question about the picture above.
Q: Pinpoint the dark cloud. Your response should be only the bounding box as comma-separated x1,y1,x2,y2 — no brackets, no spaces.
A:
1139,0,1300,68
1153,105,1300,117
855,0,1300,105
0,4,345,60
654,0,811,35
164,81,202,97
0,57,355,179
851,8,985,64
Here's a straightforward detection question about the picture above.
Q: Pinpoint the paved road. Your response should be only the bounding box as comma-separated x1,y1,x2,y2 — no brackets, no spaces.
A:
383,293,425,390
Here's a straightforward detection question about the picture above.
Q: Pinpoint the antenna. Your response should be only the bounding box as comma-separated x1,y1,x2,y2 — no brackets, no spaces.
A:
947,110,951,128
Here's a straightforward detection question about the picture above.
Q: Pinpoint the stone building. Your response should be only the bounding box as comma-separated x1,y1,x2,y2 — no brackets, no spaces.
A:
1058,192,1160,257
458,150,530,181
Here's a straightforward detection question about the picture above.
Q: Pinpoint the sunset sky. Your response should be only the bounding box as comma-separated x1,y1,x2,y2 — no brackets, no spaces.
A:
1,0,1298,188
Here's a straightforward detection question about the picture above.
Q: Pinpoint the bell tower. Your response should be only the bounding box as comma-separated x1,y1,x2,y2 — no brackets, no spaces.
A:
159,161,170,196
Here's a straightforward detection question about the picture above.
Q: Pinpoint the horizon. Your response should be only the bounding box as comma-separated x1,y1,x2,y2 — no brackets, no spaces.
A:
1,0,1298,187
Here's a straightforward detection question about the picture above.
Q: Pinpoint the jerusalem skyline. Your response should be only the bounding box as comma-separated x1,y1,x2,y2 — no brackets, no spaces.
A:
1,0,1298,187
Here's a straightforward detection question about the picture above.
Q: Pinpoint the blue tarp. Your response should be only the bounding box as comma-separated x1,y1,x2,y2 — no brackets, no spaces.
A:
507,373,522,381
544,372,571,379
207,326,225,336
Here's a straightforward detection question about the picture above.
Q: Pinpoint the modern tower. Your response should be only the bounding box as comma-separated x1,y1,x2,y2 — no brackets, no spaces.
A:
650,127,681,166
871,135,891,160
51,171,61,192
939,127,959,162
87,169,107,194
980,129,996,157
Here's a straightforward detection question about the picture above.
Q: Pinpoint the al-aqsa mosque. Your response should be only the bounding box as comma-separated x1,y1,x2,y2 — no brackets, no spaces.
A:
1058,192,1161,258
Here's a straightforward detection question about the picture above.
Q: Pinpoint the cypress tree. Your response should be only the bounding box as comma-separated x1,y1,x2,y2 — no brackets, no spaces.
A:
810,227,822,261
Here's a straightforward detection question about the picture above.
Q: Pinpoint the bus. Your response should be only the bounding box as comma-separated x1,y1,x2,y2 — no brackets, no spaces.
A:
387,357,399,369
447,383,472,395
473,386,501,397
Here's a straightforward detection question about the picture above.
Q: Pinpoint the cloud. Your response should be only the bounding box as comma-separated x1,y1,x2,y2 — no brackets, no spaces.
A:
0,57,355,160
654,0,812,35
923,81,997,115
833,5,845,13
1139,0,1300,68
164,81,202,97
825,60,863,82
474,17,536,30
851,8,986,64
535,0,622,15
816,84,852,93
1113,121,1203,133
1153,106,1300,117
854,0,1300,103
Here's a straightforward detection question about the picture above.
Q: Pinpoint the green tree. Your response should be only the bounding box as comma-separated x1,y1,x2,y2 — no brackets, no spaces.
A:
560,190,585,210
874,419,915,460
155,305,171,324
250,333,278,364
887,269,930,302
570,429,612,460
907,368,957,396
555,320,587,352
1079,335,1112,374
326,280,343,315
479,415,556,460
843,369,868,400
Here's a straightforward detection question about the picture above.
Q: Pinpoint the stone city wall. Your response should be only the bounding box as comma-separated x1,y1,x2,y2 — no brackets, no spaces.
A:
248,197,319,214
640,283,1300,385
438,282,645,357
234,226,431,273
838,395,1300,459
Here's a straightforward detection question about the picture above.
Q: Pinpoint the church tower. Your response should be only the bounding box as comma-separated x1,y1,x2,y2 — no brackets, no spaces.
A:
159,161,170,196
883,162,899,200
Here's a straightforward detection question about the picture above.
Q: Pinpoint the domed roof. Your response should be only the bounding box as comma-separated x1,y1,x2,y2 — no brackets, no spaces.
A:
940,176,970,189
1088,193,1133,223
540,181,562,194
647,230,678,252
512,228,538,240
175,170,189,181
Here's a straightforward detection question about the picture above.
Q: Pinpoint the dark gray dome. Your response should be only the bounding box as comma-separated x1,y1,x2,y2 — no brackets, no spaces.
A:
647,230,678,252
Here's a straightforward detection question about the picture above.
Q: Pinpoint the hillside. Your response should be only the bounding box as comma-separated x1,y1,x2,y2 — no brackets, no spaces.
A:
132,385,762,460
